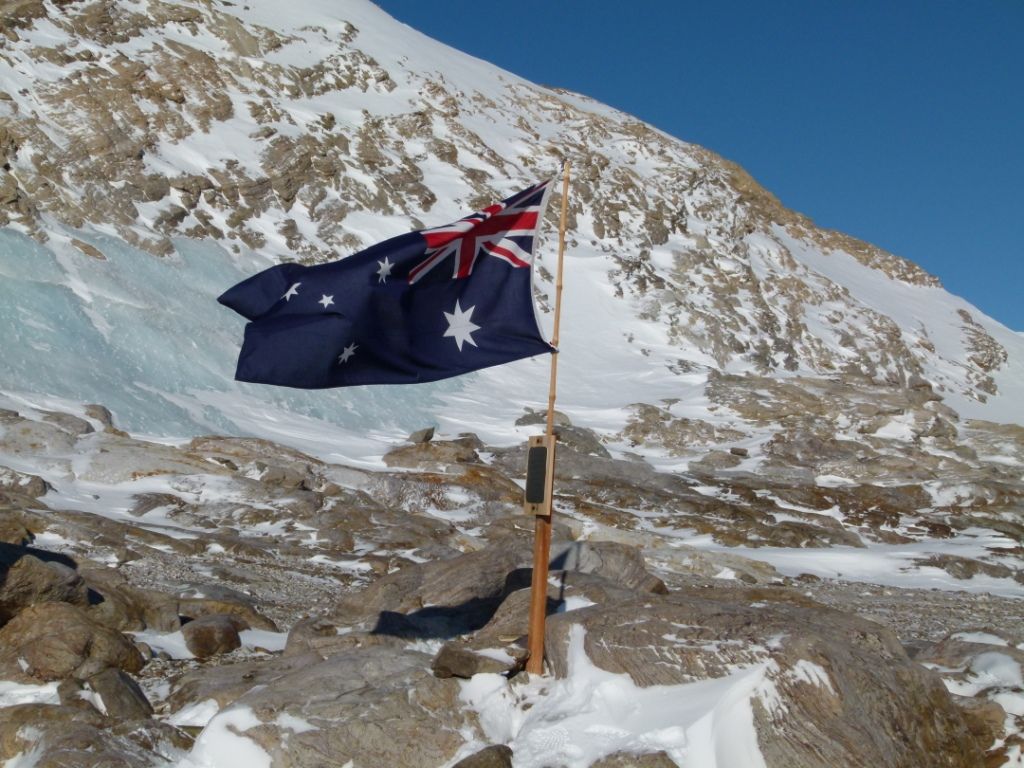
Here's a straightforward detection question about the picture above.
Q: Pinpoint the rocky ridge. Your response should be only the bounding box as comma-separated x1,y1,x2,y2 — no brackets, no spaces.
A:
0,0,1021,420
0,401,1021,766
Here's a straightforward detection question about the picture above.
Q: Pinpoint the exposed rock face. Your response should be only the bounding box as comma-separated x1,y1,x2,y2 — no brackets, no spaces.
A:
543,593,985,767
85,667,154,720
199,647,466,768
0,702,188,766
0,602,145,682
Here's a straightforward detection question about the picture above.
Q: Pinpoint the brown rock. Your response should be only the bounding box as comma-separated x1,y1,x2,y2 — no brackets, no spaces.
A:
0,602,144,681
0,548,89,622
591,753,677,767
178,596,278,632
453,745,514,768
168,652,320,713
83,404,115,429
80,566,180,632
431,642,520,679
383,434,484,468
952,695,1006,749
57,678,102,714
0,466,49,497
70,238,105,259
220,647,464,768
86,668,153,720
515,409,571,427
0,702,188,765
408,426,435,444
181,613,248,658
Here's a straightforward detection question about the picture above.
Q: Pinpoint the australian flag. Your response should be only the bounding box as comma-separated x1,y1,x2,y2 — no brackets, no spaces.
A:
219,180,555,389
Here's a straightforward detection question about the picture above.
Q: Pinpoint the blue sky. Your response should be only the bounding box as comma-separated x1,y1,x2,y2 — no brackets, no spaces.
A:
376,1,1023,330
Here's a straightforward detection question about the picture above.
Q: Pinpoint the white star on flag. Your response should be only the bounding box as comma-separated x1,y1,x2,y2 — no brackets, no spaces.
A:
338,343,357,364
318,294,334,309
283,282,301,301
443,300,480,351
377,257,393,283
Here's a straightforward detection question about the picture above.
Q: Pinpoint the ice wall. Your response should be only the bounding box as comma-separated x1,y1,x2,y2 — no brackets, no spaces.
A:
0,229,469,459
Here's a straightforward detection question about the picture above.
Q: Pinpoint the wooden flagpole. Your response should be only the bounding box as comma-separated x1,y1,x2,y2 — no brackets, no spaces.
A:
525,160,571,675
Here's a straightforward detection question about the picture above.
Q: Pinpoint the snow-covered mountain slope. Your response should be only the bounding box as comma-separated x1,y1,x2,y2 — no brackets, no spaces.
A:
0,0,1022,461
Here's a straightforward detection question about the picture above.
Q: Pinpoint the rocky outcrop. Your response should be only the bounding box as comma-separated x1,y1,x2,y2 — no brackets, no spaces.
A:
0,602,145,682
0,548,88,623
541,592,985,767
195,647,466,768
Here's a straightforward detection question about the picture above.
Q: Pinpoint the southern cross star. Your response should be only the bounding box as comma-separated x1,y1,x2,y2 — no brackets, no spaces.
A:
443,300,480,351
283,282,301,301
338,343,357,364
318,294,334,309
376,256,393,283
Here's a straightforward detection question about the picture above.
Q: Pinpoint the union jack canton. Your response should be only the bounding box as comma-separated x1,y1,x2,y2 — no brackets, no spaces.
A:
409,180,551,283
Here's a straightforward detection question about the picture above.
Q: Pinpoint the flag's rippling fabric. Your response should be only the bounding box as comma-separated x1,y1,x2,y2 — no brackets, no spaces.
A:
219,180,554,389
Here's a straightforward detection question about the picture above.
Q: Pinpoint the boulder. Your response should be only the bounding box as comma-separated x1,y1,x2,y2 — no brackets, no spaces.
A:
0,466,49,497
57,678,103,715
0,602,144,681
288,545,524,657
178,595,279,632
0,512,32,546
407,426,435,443
553,425,611,458
190,647,465,768
80,566,180,632
476,569,652,647
453,745,514,768
0,547,89,623
431,641,522,679
515,409,571,427
547,541,668,594
182,614,248,658
86,668,153,720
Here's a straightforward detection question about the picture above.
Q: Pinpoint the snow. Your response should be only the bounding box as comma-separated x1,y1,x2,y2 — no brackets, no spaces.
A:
0,681,60,708
774,226,1024,424
456,625,768,768
950,632,1015,648
131,630,195,660
239,629,289,653
169,699,222,729
180,706,273,768
944,652,1024,694
682,528,1023,598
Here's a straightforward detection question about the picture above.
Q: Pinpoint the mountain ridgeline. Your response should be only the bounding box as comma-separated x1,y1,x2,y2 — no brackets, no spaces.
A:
1,0,1021,430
